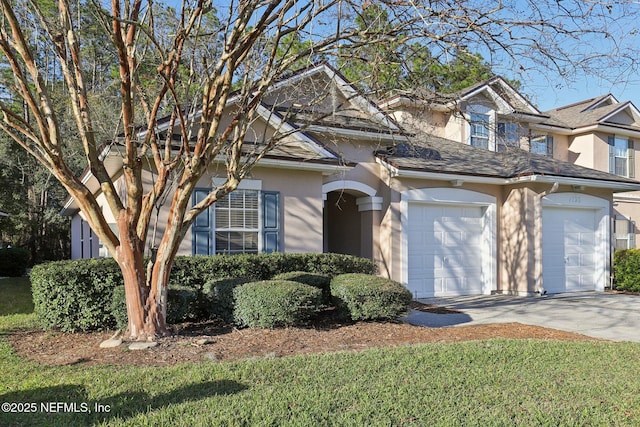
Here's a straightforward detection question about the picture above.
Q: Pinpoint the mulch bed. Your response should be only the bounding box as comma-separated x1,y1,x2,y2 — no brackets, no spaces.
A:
7,303,598,367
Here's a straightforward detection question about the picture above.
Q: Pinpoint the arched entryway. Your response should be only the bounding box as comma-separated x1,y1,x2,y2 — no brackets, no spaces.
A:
322,181,382,259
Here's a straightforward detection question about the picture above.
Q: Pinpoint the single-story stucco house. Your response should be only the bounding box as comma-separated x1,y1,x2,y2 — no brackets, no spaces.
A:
62,63,640,297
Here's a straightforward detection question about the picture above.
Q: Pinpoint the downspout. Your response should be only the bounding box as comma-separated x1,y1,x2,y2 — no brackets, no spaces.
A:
534,182,559,295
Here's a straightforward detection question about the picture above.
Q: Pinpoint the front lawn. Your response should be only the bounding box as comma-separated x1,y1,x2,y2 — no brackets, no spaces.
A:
2,277,640,426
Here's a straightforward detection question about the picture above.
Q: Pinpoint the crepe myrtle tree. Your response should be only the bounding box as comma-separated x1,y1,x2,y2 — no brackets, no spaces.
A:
0,0,636,339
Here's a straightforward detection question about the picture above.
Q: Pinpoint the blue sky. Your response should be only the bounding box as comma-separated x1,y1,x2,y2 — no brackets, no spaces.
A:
522,74,640,112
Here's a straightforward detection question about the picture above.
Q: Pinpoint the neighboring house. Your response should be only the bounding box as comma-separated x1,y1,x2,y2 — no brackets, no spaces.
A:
542,95,640,250
63,64,640,297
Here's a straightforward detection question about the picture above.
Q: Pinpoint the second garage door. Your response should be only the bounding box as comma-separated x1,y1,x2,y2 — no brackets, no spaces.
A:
542,207,597,293
407,203,484,297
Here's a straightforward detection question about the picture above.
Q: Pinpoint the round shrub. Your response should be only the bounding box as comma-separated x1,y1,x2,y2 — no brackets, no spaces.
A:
233,280,322,328
0,247,30,277
271,271,331,303
203,277,252,322
330,274,412,321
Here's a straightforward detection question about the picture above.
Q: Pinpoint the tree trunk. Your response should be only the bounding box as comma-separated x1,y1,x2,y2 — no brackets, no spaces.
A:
117,215,170,340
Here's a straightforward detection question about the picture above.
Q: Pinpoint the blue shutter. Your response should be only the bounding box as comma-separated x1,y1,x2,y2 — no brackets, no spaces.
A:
609,136,615,174
262,191,280,253
192,188,213,255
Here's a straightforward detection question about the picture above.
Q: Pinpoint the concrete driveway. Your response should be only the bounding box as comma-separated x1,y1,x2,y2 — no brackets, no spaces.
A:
404,292,640,342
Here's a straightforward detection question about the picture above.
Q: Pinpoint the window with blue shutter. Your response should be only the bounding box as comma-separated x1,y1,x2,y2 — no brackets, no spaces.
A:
192,188,280,255
262,191,280,253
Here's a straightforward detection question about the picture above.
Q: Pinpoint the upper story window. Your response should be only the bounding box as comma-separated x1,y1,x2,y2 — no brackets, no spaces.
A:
469,112,489,149
530,133,554,157
497,122,521,152
609,136,635,178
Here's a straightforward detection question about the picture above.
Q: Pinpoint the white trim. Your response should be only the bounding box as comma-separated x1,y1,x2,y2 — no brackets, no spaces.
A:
356,196,383,211
541,192,610,292
250,158,350,174
598,102,636,123
375,156,640,191
255,104,336,159
304,125,408,143
584,94,619,111
508,175,640,192
613,193,640,203
400,188,497,297
322,180,377,197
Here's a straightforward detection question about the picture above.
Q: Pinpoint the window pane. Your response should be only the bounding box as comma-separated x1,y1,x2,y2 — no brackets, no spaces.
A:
229,209,244,228
216,196,229,208
215,232,229,253
615,137,628,157
471,137,489,149
244,232,259,252
616,157,627,176
215,210,229,228
530,134,549,156
245,191,259,208
229,192,244,209
245,209,259,229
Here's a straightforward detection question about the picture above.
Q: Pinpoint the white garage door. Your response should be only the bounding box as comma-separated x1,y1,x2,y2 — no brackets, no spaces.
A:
407,204,484,297
542,207,597,293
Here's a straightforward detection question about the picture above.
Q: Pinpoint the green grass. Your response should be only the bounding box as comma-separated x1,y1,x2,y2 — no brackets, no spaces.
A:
2,278,640,425
0,277,33,315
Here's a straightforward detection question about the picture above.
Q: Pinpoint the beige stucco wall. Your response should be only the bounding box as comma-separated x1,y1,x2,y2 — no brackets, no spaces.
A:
386,107,447,138
169,165,325,256
499,186,535,295
568,134,596,169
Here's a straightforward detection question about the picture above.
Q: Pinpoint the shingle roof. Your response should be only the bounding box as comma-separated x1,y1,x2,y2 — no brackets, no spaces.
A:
541,95,640,136
543,95,622,128
375,135,640,184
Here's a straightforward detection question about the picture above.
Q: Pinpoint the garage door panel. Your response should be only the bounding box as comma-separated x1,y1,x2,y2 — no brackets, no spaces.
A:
408,203,485,297
542,207,597,293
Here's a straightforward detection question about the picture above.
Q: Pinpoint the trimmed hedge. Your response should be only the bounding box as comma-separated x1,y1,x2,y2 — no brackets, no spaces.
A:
614,249,640,292
0,247,30,277
31,253,376,331
330,274,412,321
110,286,128,330
203,277,253,322
233,280,323,328
271,271,331,303
31,258,122,332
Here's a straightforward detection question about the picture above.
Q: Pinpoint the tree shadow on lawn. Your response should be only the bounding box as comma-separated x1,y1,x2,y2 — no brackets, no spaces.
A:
0,380,248,425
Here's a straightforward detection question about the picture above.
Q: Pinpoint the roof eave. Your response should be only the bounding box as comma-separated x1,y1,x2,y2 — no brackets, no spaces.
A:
375,156,640,191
